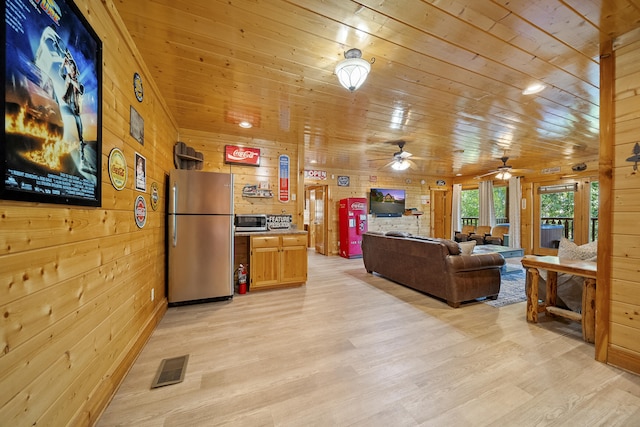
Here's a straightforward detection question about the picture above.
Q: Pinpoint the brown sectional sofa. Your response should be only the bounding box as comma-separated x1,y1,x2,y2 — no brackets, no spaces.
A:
362,231,505,307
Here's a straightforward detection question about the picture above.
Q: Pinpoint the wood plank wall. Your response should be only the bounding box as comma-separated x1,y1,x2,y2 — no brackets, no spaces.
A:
608,28,640,373
0,0,178,425
177,128,303,221
313,171,441,255
176,128,445,256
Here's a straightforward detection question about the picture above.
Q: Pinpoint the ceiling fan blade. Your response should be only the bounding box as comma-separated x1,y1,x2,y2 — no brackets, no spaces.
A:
474,170,498,179
398,151,413,159
379,160,396,170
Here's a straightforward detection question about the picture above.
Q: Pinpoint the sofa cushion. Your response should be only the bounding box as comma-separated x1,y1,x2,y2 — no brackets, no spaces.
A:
440,239,461,255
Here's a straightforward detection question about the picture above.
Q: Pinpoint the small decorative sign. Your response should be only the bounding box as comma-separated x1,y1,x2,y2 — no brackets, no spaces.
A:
108,148,127,190
267,214,292,230
134,195,147,228
150,182,159,210
278,154,290,203
135,152,146,192
337,176,350,187
436,179,446,186
304,169,327,180
133,72,143,102
369,176,377,183
130,106,144,145
225,145,260,166
541,166,561,175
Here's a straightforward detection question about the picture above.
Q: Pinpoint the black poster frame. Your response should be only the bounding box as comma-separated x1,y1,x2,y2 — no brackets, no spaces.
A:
2,0,103,207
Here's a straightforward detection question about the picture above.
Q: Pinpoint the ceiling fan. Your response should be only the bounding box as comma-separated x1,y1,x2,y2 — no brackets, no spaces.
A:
475,156,527,180
379,139,417,171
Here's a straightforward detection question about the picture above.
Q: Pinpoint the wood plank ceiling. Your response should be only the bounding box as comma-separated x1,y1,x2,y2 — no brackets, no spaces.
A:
114,0,640,178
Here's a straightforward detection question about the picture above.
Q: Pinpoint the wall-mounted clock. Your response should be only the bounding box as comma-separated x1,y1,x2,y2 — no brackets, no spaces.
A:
133,72,143,102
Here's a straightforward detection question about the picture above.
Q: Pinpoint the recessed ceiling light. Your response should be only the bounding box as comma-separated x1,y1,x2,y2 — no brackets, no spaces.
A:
238,121,252,128
522,83,546,95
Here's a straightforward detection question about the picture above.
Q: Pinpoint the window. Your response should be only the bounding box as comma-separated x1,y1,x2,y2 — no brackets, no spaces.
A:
590,181,599,242
493,185,507,224
461,189,478,226
460,186,509,226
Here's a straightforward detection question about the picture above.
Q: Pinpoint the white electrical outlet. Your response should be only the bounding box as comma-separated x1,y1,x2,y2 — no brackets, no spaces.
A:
151,288,155,301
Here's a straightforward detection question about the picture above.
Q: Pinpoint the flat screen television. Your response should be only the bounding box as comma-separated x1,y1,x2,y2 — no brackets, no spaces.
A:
369,188,405,217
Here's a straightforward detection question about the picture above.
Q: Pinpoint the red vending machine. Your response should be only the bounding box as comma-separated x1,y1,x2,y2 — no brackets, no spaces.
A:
339,198,368,258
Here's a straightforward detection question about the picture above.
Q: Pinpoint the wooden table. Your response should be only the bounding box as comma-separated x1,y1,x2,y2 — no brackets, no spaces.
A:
521,255,597,343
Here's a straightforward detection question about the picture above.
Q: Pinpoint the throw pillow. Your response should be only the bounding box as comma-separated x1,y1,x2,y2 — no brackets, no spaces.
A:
558,237,597,261
540,237,597,283
458,240,476,255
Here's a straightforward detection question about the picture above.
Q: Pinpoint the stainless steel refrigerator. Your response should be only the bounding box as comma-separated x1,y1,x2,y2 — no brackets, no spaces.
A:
168,169,234,305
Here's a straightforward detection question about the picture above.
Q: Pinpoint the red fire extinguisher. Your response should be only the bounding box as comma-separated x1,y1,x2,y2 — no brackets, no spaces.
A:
237,264,247,294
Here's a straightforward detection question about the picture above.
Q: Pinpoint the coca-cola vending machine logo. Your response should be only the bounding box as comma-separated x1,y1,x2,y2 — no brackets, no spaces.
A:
351,202,366,211
224,145,261,166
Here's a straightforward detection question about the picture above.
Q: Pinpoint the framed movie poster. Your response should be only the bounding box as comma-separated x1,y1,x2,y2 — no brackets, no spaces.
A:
2,0,103,207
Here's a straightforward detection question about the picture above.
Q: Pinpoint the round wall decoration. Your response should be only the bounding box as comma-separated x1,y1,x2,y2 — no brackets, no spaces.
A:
150,182,159,211
134,195,147,228
108,148,127,190
133,72,143,102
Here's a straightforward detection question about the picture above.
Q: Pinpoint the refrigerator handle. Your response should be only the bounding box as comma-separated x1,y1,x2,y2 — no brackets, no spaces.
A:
172,183,178,247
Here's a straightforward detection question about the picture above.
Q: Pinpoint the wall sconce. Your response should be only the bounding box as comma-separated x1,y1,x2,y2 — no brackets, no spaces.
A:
335,48,374,92
627,142,640,174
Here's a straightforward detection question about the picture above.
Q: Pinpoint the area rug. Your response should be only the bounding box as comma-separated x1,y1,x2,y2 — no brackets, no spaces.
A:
483,269,526,307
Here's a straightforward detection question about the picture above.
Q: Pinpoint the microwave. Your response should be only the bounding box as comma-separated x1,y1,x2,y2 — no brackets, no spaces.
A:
235,214,268,232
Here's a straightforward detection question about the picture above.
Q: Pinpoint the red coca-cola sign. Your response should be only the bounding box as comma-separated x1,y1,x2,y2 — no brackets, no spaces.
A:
225,145,261,166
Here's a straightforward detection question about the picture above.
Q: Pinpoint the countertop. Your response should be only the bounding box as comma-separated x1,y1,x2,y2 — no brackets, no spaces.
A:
234,229,307,237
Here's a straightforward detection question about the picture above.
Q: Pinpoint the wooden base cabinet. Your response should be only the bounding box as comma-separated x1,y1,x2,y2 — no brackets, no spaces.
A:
250,234,308,290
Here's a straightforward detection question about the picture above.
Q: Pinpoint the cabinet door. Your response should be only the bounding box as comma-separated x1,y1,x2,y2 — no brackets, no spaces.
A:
280,235,308,284
250,236,280,289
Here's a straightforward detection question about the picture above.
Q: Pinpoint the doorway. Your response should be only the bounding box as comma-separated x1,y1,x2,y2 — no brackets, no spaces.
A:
430,189,447,238
533,178,598,255
305,185,328,255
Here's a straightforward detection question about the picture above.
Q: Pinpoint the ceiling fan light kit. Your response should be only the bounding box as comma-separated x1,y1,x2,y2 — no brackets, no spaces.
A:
474,155,530,180
495,171,512,180
335,48,373,92
391,159,410,170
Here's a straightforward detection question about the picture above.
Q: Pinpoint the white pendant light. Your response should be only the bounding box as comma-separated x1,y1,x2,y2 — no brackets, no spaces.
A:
335,48,373,92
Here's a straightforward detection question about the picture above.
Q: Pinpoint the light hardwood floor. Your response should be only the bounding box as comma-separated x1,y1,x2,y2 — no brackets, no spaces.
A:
97,251,640,426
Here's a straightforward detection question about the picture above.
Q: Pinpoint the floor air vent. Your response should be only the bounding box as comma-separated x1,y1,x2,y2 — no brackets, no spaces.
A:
151,355,189,389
